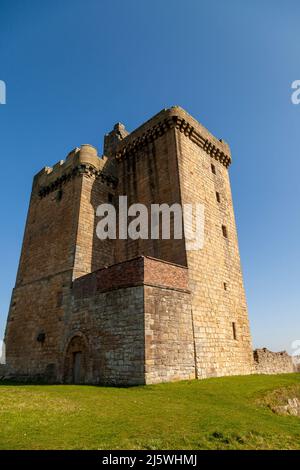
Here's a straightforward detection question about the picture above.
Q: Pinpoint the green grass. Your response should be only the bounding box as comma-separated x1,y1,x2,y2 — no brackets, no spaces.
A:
0,374,300,449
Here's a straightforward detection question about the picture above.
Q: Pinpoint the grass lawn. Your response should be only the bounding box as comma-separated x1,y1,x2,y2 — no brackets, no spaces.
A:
0,374,300,450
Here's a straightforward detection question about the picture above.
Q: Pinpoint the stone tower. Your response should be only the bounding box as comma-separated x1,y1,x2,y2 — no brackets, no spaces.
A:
4,106,253,384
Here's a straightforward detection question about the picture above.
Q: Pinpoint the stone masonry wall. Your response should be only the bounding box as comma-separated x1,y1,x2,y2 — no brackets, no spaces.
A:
15,172,82,287
5,270,72,380
114,112,187,267
15,144,117,285
173,107,253,378
5,255,191,385
68,284,145,385
293,356,300,372
69,256,191,385
5,144,118,380
254,348,295,374
72,162,116,280
144,285,195,384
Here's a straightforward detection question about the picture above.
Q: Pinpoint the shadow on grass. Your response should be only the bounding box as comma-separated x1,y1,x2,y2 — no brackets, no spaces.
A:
0,378,152,390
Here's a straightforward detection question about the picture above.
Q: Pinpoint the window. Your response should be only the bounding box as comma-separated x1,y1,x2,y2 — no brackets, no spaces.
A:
37,332,46,343
216,192,221,203
222,225,228,238
108,193,114,203
232,322,237,340
223,282,227,291
211,163,216,174
56,189,63,202
56,291,63,308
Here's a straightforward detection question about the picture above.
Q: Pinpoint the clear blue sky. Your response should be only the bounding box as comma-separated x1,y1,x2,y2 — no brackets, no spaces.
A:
0,0,299,353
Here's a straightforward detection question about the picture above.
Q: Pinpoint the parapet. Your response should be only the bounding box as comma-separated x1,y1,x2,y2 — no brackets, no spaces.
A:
33,144,117,198
72,255,190,299
115,106,232,168
32,105,231,199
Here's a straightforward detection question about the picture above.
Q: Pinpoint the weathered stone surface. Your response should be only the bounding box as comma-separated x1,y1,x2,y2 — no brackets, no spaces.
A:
293,356,300,372
254,348,295,374
4,106,291,385
273,398,300,417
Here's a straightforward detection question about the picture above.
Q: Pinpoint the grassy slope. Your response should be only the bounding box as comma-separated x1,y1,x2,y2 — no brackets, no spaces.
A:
0,374,300,450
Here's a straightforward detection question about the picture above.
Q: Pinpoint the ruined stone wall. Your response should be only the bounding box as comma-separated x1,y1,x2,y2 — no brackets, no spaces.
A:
293,356,300,372
254,348,295,375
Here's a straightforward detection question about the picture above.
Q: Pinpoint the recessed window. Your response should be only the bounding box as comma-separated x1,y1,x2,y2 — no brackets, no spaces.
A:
216,192,221,203
232,322,237,340
211,163,216,174
108,193,114,203
223,282,227,291
56,189,63,202
56,291,63,308
222,225,228,238
37,332,46,343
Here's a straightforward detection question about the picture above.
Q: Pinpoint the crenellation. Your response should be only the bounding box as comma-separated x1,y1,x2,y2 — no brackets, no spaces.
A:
115,107,231,168
36,145,118,199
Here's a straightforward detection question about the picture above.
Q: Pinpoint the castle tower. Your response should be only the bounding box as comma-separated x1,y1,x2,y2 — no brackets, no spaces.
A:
173,108,253,378
113,107,253,380
4,106,253,384
4,145,118,379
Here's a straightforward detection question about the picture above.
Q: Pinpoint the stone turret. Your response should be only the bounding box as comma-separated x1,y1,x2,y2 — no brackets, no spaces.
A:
103,122,129,157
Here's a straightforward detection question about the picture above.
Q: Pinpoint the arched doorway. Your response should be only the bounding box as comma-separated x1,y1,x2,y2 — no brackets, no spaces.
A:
63,334,88,384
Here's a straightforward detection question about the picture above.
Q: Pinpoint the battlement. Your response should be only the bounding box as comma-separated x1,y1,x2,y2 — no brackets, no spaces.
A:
33,106,231,200
34,144,117,198
115,106,231,168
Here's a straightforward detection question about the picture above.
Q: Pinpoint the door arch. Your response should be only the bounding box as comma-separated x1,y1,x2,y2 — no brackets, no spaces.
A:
63,334,88,384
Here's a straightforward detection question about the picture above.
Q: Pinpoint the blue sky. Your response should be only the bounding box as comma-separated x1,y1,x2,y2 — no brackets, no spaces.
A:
0,0,299,353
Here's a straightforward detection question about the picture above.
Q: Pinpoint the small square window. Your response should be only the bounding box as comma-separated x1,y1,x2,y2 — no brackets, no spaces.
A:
211,163,216,174
222,225,228,238
37,332,46,343
232,322,237,340
223,282,227,291
216,192,221,203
